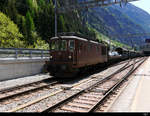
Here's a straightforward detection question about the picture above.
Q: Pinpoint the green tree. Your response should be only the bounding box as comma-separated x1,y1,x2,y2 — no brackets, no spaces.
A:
0,0,97,49
0,12,25,48
25,11,35,45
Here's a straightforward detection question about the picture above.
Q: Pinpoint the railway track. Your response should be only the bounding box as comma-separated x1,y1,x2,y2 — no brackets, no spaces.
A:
2,57,144,112
96,57,148,112
3,58,130,112
41,57,146,112
0,78,58,104
0,57,130,98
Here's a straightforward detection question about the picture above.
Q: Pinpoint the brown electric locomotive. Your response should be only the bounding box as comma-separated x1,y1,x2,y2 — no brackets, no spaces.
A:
46,33,108,77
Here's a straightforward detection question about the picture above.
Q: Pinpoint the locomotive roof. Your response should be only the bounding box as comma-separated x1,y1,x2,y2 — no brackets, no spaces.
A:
51,36,104,45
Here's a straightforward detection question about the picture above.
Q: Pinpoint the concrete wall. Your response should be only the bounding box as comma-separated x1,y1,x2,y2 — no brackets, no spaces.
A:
0,58,49,81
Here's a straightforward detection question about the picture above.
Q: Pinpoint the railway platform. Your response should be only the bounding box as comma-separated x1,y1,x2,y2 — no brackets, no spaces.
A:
108,57,150,112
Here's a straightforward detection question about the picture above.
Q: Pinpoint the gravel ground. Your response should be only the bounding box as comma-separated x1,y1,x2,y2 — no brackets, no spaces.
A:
73,79,99,90
0,88,60,112
0,60,127,91
94,62,127,78
0,60,129,112
18,89,80,112
18,61,128,112
0,73,52,90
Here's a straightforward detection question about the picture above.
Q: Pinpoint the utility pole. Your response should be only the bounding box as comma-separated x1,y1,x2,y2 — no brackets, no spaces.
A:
55,0,57,37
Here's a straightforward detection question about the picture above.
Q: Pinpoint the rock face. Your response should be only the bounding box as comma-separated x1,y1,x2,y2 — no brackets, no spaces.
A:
85,3,150,46
115,3,150,32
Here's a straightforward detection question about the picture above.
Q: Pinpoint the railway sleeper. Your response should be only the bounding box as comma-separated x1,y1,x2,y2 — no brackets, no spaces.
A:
61,105,88,112
90,88,107,93
78,96,100,101
67,102,92,109
73,99,96,105
82,94,102,99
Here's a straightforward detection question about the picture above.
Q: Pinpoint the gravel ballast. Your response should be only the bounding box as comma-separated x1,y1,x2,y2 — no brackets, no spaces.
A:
0,60,129,112
0,73,52,90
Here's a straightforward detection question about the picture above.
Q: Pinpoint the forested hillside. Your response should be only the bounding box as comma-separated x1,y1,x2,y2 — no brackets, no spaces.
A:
1,0,150,49
86,4,150,47
114,4,150,32
0,12,24,48
0,0,95,49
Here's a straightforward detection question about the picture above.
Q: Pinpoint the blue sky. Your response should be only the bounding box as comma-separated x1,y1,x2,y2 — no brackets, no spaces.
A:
131,0,150,14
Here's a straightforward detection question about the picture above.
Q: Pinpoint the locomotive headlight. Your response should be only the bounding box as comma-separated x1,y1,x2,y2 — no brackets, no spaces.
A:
50,55,53,59
69,56,72,59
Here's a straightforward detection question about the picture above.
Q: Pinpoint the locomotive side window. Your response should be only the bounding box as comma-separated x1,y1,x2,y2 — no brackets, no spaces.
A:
102,46,106,55
88,45,90,51
79,43,83,50
88,43,91,51
84,45,86,51
90,44,92,50
69,40,75,51
96,46,99,52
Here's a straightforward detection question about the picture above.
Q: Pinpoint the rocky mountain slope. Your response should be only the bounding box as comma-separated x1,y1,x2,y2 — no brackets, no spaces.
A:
86,3,150,46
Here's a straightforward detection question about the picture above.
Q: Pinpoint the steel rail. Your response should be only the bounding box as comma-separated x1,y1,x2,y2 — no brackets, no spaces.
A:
0,79,58,102
43,57,144,112
0,78,54,93
90,57,147,112
42,58,141,112
7,58,131,112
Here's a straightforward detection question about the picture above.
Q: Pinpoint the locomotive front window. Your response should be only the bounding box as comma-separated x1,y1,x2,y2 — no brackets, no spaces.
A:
51,41,59,50
51,40,67,51
60,40,67,51
69,40,75,51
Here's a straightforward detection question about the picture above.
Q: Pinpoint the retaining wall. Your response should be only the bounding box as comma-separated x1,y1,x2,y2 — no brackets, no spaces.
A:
0,58,49,81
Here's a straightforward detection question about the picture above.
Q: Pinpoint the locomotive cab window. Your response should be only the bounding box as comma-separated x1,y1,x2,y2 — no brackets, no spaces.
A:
50,40,67,51
69,40,75,51
60,40,67,51
51,41,59,51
